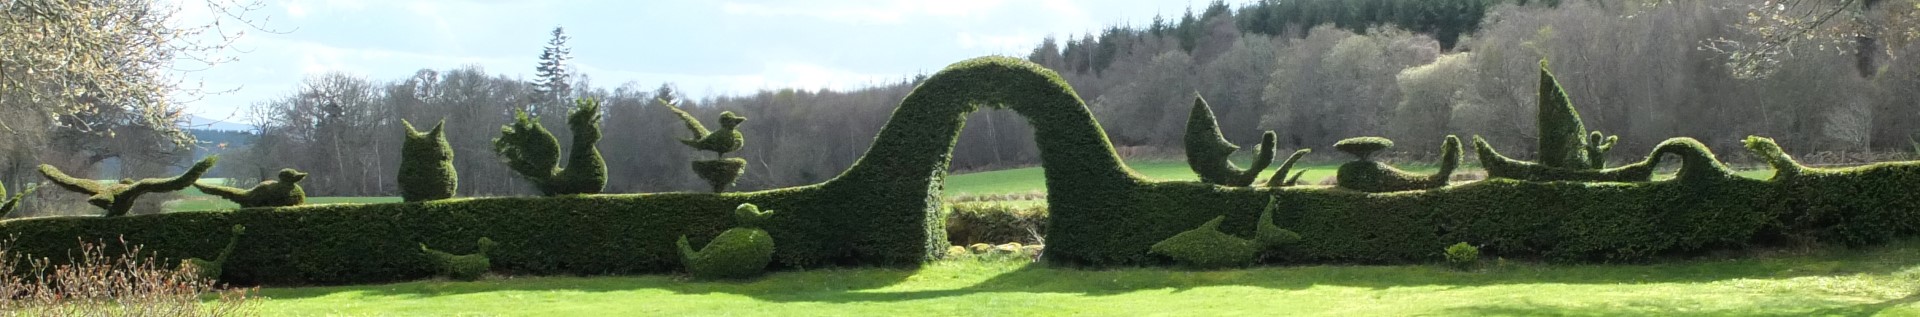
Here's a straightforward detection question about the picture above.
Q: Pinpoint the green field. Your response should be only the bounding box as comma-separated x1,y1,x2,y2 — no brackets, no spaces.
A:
253,238,1920,316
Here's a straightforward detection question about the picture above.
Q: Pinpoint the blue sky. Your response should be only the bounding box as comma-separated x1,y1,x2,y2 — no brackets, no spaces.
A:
173,0,1240,123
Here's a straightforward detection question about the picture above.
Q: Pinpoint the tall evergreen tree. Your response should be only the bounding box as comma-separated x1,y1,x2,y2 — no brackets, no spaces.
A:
531,26,573,114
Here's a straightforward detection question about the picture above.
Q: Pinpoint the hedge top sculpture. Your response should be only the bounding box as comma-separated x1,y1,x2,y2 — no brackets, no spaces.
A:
678,203,777,279
398,119,458,202
181,224,245,280
1184,96,1277,187
1333,136,1459,193
1334,137,1394,160
194,168,307,208
0,180,34,217
662,100,747,158
493,98,607,196
38,156,217,217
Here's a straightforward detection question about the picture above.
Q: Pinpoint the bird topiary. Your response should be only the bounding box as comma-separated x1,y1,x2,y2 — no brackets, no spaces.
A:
39,156,216,217
181,224,245,281
0,179,35,218
1334,136,1459,193
493,98,607,196
398,119,457,202
678,203,777,279
1184,96,1277,187
662,99,751,193
421,237,498,281
194,168,307,208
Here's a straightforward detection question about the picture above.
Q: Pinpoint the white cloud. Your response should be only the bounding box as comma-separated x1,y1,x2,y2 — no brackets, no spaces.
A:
720,0,1011,24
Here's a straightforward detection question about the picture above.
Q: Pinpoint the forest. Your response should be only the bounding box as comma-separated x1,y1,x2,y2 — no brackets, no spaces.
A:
4,0,1918,214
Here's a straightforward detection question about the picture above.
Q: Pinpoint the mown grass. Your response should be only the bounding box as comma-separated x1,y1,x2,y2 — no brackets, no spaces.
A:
253,238,1920,316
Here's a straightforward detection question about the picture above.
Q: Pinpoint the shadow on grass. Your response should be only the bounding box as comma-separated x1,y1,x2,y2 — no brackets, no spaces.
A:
1443,291,1920,317
259,238,1920,305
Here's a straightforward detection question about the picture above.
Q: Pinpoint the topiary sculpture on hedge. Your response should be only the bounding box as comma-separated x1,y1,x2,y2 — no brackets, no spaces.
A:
399,119,457,202
1586,131,1619,169
194,169,307,208
1185,96,1277,187
1150,216,1257,268
1743,136,1920,246
678,203,776,279
662,99,749,193
1254,197,1302,248
1474,135,1733,183
0,180,35,218
494,98,607,196
1333,136,1460,193
39,156,216,217
1263,149,1312,187
421,237,497,281
1483,60,1624,178
181,224,244,281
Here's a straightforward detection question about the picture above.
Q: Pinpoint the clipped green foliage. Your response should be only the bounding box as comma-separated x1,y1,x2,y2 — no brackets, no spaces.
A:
1,180,34,217
422,237,497,281
693,158,747,193
1475,136,1736,182
1586,131,1619,169
182,224,244,281
39,156,216,217
1263,149,1312,187
398,119,457,202
493,98,607,196
1149,216,1258,268
1184,96,1276,187
1744,136,1920,246
678,228,775,279
1535,60,1593,170
733,203,774,228
945,202,1048,245
1444,242,1478,270
1335,136,1460,193
195,169,307,208
1333,137,1394,159
1254,197,1301,248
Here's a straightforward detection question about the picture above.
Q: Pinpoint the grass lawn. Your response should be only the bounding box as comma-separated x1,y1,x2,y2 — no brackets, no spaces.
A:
254,238,1920,316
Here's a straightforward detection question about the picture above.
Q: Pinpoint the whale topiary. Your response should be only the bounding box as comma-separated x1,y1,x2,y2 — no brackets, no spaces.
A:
678,203,777,279
1334,136,1460,193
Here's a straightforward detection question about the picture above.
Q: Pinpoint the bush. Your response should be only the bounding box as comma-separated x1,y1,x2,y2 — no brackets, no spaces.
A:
1535,60,1595,170
664,101,751,193
945,202,1047,245
493,98,607,196
1333,136,1459,193
1184,96,1276,187
421,237,497,281
181,224,245,281
398,119,458,202
1,238,256,315
195,169,307,208
692,158,747,193
38,156,216,217
1444,242,1478,270
1149,216,1257,269
1745,136,1920,246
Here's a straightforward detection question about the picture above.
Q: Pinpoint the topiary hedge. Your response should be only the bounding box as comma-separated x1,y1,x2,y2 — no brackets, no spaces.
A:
398,120,457,202
38,156,217,217
493,98,607,196
0,180,33,217
195,169,307,208
1333,136,1459,193
1184,96,1276,187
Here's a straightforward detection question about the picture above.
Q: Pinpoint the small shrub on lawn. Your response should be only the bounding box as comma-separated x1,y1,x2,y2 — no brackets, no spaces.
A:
1445,242,1479,271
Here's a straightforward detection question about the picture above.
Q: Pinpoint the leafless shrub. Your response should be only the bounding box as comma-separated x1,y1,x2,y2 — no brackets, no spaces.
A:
0,237,257,316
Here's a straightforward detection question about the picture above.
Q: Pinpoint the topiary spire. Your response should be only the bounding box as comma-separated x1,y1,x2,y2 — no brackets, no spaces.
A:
493,98,606,196
39,156,216,217
195,168,307,208
1185,96,1277,187
662,99,752,193
399,119,458,202
1536,59,1593,170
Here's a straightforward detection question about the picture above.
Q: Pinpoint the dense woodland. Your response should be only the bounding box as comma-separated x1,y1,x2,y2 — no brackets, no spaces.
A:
5,0,1920,213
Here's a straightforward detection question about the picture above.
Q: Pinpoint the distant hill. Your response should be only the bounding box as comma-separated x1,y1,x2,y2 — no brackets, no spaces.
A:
187,115,254,132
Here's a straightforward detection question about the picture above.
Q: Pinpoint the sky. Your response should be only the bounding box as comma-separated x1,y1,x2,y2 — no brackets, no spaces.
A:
168,0,1243,123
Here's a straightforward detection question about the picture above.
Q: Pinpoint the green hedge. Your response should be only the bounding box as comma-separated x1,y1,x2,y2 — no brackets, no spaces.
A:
1185,96,1276,187
1333,136,1459,193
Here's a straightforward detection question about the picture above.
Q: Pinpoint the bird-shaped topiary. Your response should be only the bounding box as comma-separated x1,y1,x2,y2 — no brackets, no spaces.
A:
678,203,777,279
661,98,750,193
181,224,244,281
194,169,307,208
1149,216,1257,269
399,119,458,202
39,156,217,217
493,98,607,196
421,237,498,281
1184,96,1277,187
0,179,35,218
1333,136,1460,193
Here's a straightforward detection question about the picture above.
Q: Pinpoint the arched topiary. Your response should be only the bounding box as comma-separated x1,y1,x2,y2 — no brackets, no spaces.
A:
1741,136,1920,246
1263,149,1312,187
493,98,607,196
1185,96,1276,187
663,100,751,193
679,203,777,279
39,156,216,217
1334,136,1459,193
1149,216,1257,268
194,169,307,208
181,224,244,281
422,237,497,281
0,180,34,217
398,119,457,202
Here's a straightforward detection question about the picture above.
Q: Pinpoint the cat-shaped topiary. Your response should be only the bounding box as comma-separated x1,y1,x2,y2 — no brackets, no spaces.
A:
0,179,35,218
399,119,458,202
493,98,608,196
678,203,777,279
39,156,216,217
661,98,751,193
181,224,245,281
421,237,498,281
195,168,307,208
